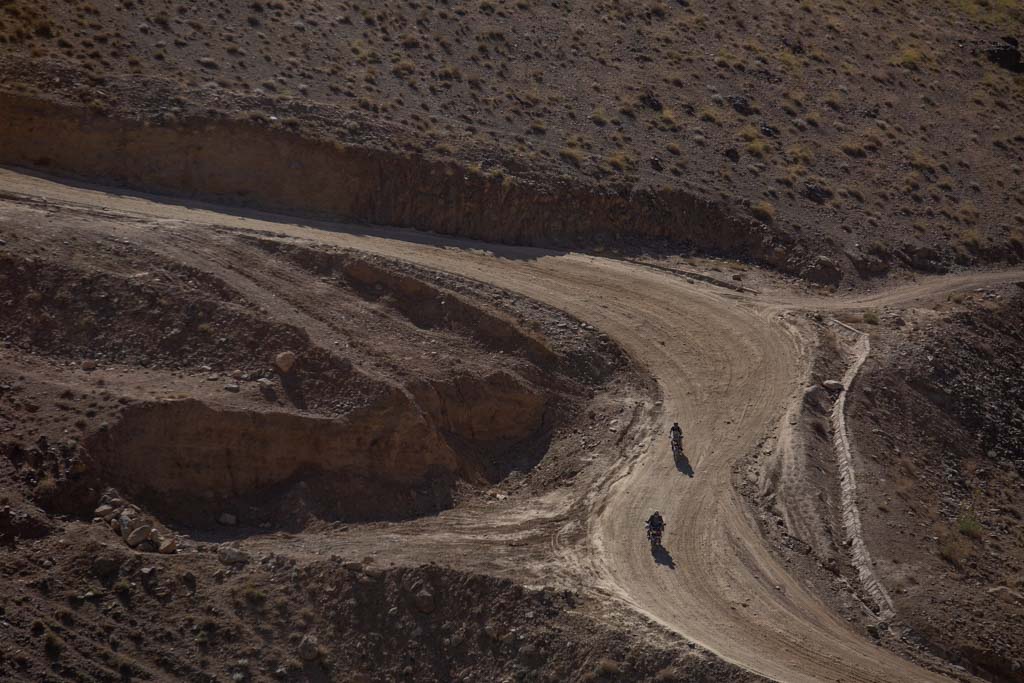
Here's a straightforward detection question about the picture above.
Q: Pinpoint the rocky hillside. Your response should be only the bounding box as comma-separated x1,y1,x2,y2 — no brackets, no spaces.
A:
1,0,1023,282
849,283,1024,682
0,526,762,682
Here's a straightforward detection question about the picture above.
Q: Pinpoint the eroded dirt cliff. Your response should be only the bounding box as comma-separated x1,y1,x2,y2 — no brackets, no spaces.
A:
0,196,633,530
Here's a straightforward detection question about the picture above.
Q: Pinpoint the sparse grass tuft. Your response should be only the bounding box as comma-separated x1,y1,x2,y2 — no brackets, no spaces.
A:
746,140,770,158
892,47,927,70
593,657,621,676
44,631,65,659
751,200,776,223
559,147,583,166
840,142,866,158
960,228,983,250
958,513,983,539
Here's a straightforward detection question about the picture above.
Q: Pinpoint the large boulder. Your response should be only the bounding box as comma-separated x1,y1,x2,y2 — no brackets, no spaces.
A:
803,255,843,286
125,525,154,547
217,544,250,565
274,351,297,374
298,634,320,661
414,588,436,614
985,37,1023,73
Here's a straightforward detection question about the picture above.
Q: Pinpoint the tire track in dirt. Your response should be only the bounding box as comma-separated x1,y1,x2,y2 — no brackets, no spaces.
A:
3,169,1021,682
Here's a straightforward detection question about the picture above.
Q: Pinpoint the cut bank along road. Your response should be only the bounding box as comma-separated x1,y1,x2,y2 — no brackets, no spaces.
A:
8,169,1018,682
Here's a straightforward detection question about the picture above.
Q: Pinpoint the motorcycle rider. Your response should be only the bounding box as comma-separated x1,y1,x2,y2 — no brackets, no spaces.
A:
646,511,665,533
669,422,683,443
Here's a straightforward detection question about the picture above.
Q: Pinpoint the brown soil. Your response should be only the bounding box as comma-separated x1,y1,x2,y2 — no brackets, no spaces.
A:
2,1,1023,283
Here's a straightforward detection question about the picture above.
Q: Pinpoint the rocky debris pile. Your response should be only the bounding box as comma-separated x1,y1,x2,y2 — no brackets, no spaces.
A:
0,503,51,544
274,350,296,374
3,435,96,518
216,544,250,566
910,288,1024,468
94,490,177,554
230,558,757,682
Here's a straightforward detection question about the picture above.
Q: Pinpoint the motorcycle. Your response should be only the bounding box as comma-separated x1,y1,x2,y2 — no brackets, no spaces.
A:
646,522,664,548
670,433,683,460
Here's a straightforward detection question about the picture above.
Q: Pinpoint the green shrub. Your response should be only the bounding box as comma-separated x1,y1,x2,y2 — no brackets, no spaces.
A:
958,513,983,539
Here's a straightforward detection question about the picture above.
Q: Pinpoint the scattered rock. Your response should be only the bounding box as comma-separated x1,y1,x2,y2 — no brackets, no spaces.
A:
217,545,250,565
137,539,158,553
414,588,436,614
158,537,178,554
823,380,845,392
640,93,663,111
984,37,1023,74
728,95,754,116
988,586,1024,606
298,634,320,661
897,244,945,273
125,526,154,548
81,360,97,371
846,249,890,276
803,255,842,286
90,554,123,579
274,351,297,374
219,512,238,526
518,642,543,667
93,504,117,520
803,182,834,204
223,384,240,393
117,512,147,539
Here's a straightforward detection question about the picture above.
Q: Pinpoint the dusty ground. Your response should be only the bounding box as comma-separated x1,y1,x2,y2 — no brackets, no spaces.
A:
1,0,1023,282
4,169,1024,683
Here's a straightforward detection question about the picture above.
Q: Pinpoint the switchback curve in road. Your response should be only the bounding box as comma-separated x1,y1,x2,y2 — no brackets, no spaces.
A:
3,168,1021,681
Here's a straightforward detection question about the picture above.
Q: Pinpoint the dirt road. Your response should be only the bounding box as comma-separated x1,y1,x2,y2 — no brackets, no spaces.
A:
3,168,1021,681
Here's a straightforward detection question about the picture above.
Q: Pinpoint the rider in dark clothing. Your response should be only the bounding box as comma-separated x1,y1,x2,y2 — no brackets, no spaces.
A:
670,422,683,442
647,511,665,531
